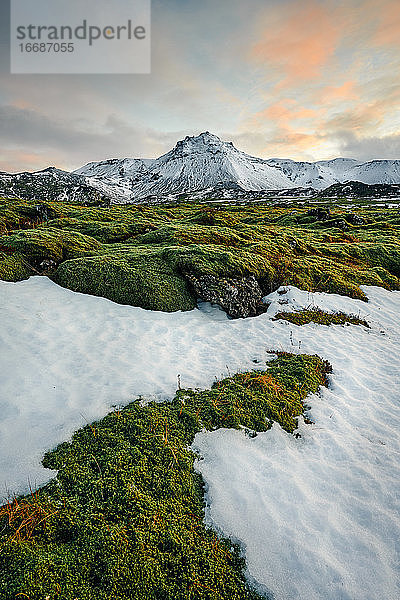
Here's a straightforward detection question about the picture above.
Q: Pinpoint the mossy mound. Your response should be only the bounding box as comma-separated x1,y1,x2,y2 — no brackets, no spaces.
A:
45,218,133,243
0,198,63,233
133,224,249,248
45,216,160,243
182,206,239,227
288,255,398,300
0,252,33,281
0,353,331,600
0,228,101,266
53,251,196,312
162,243,275,280
273,308,369,327
0,197,399,311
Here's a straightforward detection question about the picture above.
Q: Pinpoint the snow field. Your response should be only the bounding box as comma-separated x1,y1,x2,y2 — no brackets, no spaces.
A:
0,277,399,600
193,286,400,600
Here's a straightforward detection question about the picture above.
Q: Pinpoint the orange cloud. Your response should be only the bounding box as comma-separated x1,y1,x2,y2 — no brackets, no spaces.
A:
12,100,32,111
317,81,358,103
264,101,317,123
242,98,326,158
251,0,341,87
324,85,400,134
246,97,323,137
0,150,62,173
373,0,400,47
272,131,320,150
241,0,400,160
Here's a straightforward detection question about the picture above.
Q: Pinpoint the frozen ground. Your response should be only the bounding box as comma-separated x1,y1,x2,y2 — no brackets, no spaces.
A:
0,277,399,599
194,286,400,600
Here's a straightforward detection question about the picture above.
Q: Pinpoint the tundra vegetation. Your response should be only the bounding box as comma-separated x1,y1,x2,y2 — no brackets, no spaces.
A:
0,352,332,599
0,197,399,312
0,194,397,598
272,308,370,328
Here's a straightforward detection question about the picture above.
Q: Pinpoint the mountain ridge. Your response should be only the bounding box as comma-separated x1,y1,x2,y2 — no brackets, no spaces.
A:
1,132,400,203
73,132,400,199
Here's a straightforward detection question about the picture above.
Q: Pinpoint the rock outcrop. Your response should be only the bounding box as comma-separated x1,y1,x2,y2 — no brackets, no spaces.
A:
186,273,267,319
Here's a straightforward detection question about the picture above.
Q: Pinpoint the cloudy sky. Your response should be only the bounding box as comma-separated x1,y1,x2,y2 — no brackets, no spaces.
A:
0,0,399,172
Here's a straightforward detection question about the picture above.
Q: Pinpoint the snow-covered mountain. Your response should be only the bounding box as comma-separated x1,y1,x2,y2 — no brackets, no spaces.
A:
74,132,400,200
1,132,399,203
74,157,154,179
265,157,363,189
0,166,138,204
132,132,294,194
344,160,400,185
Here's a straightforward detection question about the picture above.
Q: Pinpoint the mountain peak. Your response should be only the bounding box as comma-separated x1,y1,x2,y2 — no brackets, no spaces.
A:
187,131,222,143
70,132,400,201
174,131,231,152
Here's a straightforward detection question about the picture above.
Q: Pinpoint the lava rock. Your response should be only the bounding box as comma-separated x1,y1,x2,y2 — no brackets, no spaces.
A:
331,219,348,231
307,207,331,221
186,272,267,319
39,258,57,271
32,203,59,221
345,213,364,225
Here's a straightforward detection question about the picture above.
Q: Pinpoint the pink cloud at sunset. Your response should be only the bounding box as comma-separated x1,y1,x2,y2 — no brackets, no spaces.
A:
251,1,341,87
372,0,400,48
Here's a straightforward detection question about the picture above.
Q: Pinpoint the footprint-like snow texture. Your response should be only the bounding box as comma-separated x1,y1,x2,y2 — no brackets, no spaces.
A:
0,277,399,600
193,286,400,600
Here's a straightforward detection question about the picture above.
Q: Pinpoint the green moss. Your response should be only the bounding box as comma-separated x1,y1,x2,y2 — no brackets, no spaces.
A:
182,206,239,227
0,198,61,233
289,253,400,300
0,252,33,281
0,197,399,309
53,251,196,312
45,216,160,243
44,218,132,243
0,227,101,265
162,244,274,279
133,224,249,248
273,308,369,327
0,353,331,600
176,353,331,434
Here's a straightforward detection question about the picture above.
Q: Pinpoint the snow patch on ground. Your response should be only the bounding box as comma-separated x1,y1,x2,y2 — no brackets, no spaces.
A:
0,278,399,600
0,277,283,496
193,286,400,600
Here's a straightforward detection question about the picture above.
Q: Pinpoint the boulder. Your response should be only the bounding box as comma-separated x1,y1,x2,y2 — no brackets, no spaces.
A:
307,207,331,221
186,272,267,319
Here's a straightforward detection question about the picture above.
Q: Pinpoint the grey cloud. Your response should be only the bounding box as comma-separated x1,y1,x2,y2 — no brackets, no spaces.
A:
337,131,400,161
0,105,192,170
